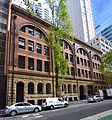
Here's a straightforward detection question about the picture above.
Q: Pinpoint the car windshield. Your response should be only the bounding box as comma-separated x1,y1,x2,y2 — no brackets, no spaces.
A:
58,98,63,102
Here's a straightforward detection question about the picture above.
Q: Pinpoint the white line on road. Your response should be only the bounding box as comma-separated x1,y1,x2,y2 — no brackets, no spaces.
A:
22,115,30,118
35,115,43,118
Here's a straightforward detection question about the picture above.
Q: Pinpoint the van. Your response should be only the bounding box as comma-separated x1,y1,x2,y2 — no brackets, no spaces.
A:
42,98,68,110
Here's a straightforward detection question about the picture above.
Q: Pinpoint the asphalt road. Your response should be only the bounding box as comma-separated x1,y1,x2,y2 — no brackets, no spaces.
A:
2,99,112,120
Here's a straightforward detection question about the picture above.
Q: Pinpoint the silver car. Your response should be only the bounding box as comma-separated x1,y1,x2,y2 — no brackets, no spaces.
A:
87,95,103,103
5,102,41,116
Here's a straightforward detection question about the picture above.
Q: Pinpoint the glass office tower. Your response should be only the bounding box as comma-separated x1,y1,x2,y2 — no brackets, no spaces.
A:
91,0,112,42
0,0,9,108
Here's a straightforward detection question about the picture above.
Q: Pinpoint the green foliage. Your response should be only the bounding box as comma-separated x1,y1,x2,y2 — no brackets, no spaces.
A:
100,50,112,87
57,79,62,98
46,0,73,96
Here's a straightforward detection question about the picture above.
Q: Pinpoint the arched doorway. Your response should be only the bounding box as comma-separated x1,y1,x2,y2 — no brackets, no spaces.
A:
80,85,85,100
16,82,24,102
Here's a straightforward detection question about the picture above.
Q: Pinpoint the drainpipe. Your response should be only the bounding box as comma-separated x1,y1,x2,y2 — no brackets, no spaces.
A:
11,15,17,105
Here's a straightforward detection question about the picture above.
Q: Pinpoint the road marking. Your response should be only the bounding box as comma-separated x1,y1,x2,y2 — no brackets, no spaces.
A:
35,115,43,118
22,115,30,118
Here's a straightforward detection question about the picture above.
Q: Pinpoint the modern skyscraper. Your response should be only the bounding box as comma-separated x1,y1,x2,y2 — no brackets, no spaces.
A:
0,0,9,108
66,0,96,42
11,0,52,22
91,0,112,42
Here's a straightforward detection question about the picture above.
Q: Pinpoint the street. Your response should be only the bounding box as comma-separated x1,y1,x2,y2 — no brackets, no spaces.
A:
1,99,112,120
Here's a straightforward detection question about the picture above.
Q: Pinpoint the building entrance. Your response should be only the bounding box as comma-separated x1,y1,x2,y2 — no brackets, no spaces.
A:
16,82,24,102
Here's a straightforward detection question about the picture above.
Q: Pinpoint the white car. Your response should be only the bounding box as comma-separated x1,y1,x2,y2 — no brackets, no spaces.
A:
5,102,41,116
87,95,103,103
42,98,68,110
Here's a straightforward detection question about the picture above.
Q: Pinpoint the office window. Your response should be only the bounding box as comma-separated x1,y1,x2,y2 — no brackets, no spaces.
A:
28,58,34,70
71,67,74,76
65,53,68,60
36,43,41,54
18,55,25,69
19,37,25,49
36,30,42,39
28,26,34,36
93,62,94,68
67,67,69,75
95,63,97,69
80,58,83,65
37,59,42,71
44,46,49,55
20,26,25,32
78,69,81,77
77,57,80,64
70,54,73,62
82,70,84,78
88,60,90,67
85,70,88,78
44,61,49,72
28,41,34,52
84,59,87,66
64,41,68,49
89,71,91,79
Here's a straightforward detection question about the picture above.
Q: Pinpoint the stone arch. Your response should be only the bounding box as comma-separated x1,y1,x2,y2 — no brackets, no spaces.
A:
15,22,47,36
37,83,43,94
62,39,73,53
75,47,91,61
46,83,51,94
91,53,101,62
28,82,34,94
16,81,24,102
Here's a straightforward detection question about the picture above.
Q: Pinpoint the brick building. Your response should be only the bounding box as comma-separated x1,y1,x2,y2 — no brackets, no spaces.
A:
6,4,105,105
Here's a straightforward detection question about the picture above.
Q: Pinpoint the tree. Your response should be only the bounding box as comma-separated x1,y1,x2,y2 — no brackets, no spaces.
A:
100,50,112,87
46,0,73,97
27,0,73,97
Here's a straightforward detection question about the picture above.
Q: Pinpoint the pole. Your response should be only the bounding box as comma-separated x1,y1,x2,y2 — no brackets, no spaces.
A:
11,15,17,105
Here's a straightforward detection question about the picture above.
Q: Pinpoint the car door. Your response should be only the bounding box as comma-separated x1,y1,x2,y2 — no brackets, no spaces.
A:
55,99,63,108
15,103,25,113
23,103,33,112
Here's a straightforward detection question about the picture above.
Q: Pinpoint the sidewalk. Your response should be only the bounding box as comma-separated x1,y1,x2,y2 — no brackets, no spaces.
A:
69,99,87,105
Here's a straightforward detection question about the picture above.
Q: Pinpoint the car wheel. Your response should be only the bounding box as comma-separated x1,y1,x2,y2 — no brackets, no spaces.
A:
10,110,17,116
50,105,54,110
34,108,39,113
64,103,68,107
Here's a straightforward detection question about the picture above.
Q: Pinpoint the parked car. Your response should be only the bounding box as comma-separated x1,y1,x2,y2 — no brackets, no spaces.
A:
5,102,42,116
42,98,68,110
87,95,103,103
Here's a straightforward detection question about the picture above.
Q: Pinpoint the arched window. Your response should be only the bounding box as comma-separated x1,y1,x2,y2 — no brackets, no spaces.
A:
68,84,71,93
46,83,51,94
73,85,76,93
38,83,43,94
28,82,34,94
